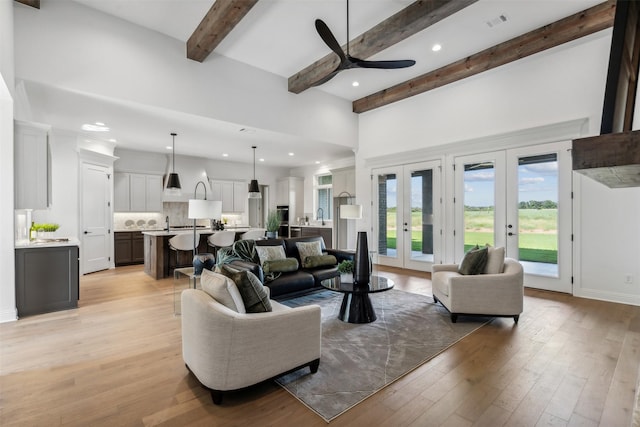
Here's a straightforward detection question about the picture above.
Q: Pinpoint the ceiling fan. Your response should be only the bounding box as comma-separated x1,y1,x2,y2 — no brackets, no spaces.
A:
313,0,416,86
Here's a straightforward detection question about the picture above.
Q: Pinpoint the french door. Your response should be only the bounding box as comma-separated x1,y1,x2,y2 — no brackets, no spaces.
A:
374,160,442,272
454,141,572,293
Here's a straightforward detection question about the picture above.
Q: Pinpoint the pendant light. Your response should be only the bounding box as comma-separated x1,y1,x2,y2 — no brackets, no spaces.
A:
166,132,181,191
248,145,261,199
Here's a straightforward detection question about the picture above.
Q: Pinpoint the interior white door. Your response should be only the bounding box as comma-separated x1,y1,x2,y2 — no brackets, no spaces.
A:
374,161,442,272
454,142,572,293
505,141,573,293
81,163,111,274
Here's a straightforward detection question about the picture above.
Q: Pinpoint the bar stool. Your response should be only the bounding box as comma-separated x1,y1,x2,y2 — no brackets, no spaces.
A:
240,228,266,240
207,230,236,259
169,233,199,272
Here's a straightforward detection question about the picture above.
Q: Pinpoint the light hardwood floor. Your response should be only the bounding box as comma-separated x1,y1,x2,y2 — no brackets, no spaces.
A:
1,265,639,426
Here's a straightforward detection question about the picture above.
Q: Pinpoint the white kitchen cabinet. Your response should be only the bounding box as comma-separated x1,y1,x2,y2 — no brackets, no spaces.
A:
114,172,163,212
14,120,51,209
233,182,247,212
145,175,163,212
210,180,247,213
114,173,130,211
276,177,304,220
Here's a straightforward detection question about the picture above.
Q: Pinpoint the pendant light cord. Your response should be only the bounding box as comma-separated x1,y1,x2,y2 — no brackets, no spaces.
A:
346,0,350,56
252,145,257,179
171,132,177,172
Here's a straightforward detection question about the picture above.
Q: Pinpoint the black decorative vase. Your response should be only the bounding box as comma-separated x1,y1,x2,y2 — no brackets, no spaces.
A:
353,231,370,286
193,253,215,275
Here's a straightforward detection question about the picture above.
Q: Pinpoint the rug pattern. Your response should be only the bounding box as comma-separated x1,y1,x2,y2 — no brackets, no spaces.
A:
276,289,491,421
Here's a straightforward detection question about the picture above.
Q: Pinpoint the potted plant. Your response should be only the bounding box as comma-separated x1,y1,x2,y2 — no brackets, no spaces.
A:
337,260,354,283
265,210,280,238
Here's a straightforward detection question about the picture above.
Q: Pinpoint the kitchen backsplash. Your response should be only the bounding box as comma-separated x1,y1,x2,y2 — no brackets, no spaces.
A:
114,202,246,230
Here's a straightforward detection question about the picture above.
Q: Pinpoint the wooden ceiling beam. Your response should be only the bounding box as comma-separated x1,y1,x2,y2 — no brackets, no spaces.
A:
353,0,616,113
288,0,479,94
14,0,40,9
187,0,259,63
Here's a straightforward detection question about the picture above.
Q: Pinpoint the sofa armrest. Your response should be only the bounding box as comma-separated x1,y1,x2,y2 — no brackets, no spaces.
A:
325,248,355,264
181,289,321,391
432,263,458,273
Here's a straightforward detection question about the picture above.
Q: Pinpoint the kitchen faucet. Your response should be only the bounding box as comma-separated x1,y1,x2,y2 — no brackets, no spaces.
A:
317,208,325,226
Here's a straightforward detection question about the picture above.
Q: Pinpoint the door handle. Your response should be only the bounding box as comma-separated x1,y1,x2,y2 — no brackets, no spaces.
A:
508,232,517,236
84,230,92,234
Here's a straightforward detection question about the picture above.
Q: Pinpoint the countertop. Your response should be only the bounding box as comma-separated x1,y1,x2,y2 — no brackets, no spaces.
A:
291,224,333,228
141,228,250,237
15,237,81,249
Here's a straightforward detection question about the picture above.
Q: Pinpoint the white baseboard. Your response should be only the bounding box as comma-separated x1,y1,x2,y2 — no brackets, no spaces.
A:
0,307,18,323
573,288,640,307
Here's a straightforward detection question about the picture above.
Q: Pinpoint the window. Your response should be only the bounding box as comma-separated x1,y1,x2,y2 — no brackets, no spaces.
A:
316,174,332,220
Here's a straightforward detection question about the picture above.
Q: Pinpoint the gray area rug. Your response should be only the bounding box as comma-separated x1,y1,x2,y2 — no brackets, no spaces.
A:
276,289,491,422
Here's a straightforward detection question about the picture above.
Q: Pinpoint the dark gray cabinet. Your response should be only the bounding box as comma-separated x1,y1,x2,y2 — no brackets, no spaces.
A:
115,231,144,266
15,245,79,317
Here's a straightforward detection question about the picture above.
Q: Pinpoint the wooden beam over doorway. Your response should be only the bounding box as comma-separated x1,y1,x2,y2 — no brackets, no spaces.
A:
353,0,616,113
187,0,259,63
288,0,479,94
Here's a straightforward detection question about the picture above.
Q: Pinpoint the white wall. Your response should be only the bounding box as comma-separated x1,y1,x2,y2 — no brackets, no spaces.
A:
356,29,640,306
0,0,15,322
13,0,357,148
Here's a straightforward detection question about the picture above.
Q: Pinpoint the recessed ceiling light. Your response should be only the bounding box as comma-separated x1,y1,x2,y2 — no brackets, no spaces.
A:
166,146,172,150
82,123,110,132
95,121,105,126
352,81,359,87
432,44,442,52
259,158,265,162
222,153,229,157
108,138,117,143
288,152,294,156
315,161,320,164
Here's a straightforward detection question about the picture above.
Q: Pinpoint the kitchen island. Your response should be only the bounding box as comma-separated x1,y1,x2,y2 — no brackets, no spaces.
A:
142,228,249,279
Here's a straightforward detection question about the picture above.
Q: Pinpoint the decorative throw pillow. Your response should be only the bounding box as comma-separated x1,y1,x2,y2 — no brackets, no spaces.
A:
200,269,246,313
255,245,286,266
484,245,505,274
303,254,337,269
220,265,272,313
296,241,323,263
458,245,489,275
263,257,299,274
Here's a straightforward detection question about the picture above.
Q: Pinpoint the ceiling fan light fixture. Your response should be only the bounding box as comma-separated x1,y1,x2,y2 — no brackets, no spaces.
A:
248,145,262,199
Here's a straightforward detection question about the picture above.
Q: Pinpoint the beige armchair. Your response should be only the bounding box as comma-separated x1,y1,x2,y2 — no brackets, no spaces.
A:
432,257,524,323
181,287,321,404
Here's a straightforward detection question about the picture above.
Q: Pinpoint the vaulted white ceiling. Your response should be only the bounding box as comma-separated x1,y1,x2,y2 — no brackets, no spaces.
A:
17,0,607,167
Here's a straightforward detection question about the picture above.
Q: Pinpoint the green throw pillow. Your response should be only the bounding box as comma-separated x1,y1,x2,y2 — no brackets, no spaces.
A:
220,265,272,313
303,254,337,269
263,257,299,274
458,245,488,275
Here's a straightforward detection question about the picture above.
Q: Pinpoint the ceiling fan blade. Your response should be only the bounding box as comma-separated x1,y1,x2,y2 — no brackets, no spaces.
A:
311,69,340,87
315,19,346,62
353,59,416,69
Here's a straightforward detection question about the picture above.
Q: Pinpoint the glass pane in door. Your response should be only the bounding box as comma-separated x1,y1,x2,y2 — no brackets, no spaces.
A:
463,162,495,251
377,173,397,258
517,154,558,276
409,169,434,262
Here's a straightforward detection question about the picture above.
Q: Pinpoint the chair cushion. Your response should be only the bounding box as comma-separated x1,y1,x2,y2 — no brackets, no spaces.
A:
458,245,488,275
484,245,505,274
296,241,323,263
200,269,246,313
220,265,272,313
263,257,299,274
302,254,337,269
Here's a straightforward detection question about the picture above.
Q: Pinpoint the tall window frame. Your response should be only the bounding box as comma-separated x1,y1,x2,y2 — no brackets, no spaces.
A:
315,174,333,220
